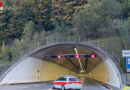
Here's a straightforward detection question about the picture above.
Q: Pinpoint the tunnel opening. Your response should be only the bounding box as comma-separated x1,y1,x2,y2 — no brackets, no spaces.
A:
0,43,123,89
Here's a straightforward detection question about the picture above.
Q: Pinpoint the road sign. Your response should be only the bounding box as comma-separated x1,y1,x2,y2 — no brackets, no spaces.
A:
122,50,130,57
126,57,130,72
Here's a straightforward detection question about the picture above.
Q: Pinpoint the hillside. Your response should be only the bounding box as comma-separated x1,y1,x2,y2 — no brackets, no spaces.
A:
0,0,130,71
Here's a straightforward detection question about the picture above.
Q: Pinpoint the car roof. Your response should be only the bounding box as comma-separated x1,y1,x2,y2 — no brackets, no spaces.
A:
62,75,77,78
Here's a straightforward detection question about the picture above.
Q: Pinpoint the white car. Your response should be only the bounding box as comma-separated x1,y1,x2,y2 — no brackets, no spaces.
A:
53,75,82,90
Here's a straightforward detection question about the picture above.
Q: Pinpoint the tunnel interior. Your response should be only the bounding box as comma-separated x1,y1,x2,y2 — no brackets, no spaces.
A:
33,44,102,74
0,44,122,88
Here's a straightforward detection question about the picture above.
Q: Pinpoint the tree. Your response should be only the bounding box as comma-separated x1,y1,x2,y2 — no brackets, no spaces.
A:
13,21,35,50
8,49,13,62
126,17,130,28
23,21,35,42
1,42,6,56
72,0,121,39
8,0,35,41
33,0,54,31
122,0,130,18
0,11,8,43
0,0,13,44
51,0,88,27
125,17,130,42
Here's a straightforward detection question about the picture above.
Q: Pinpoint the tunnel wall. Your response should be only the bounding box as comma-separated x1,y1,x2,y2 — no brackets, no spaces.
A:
0,57,76,84
106,59,121,88
87,61,108,83
87,59,121,88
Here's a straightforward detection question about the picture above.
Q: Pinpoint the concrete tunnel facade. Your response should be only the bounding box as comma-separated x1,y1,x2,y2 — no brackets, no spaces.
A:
0,43,124,88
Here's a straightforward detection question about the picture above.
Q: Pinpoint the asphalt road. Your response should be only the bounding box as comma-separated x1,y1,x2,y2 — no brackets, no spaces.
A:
0,83,108,90
0,78,112,90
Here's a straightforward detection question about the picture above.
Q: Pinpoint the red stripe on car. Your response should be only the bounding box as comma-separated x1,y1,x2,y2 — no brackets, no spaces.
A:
53,82,67,85
53,81,82,85
68,81,82,84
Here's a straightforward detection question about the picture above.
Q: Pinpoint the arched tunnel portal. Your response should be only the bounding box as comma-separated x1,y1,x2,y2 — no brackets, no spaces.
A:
0,43,124,89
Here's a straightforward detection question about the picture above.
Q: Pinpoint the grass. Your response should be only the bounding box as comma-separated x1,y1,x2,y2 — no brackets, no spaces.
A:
0,60,11,67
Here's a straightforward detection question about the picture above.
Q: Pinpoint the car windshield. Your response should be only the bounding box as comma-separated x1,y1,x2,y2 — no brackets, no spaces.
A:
56,77,67,81
69,78,80,81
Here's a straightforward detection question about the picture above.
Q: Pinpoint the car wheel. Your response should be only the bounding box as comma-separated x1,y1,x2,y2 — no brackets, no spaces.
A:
53,86,56,89
61,85,65,90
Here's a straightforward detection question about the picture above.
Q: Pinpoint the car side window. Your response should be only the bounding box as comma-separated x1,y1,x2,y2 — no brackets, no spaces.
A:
62,78,66,81
57,77,66,81
69,78,80,81
57,78,62,81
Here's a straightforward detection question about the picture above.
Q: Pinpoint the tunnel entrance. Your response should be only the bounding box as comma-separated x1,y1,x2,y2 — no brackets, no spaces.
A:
0,43,124,89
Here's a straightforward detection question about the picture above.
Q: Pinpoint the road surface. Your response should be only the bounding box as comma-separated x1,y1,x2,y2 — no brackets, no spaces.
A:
0,78,118,90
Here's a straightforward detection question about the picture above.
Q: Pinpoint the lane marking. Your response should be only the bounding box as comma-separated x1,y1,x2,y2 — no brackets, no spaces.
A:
48,88,52,90
21,86,30,89
95,82,109,90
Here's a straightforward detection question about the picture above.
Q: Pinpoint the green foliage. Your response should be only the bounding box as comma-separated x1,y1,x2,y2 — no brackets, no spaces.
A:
8,49,13,62
0,0,129,45
51,0,88,26
125,17,130,36
33,0,54,31
122,0,130,18
73,0,121,39
0,0,129,69
2,0,13,6
0,12,8,43
8,0,34,40
1,42,6,56
0,42,6,60
126,17,130,28
13,21,35,50
23,21,35,41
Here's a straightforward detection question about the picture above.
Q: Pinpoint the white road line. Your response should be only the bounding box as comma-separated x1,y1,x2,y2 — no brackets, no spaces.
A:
48,88,52,90
95,82,109,90
21,86,30,89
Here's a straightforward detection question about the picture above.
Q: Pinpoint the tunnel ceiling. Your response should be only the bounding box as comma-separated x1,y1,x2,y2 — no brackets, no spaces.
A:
31,44,103,73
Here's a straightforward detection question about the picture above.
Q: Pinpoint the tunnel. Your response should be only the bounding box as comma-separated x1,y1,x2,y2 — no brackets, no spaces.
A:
0,42,124,89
